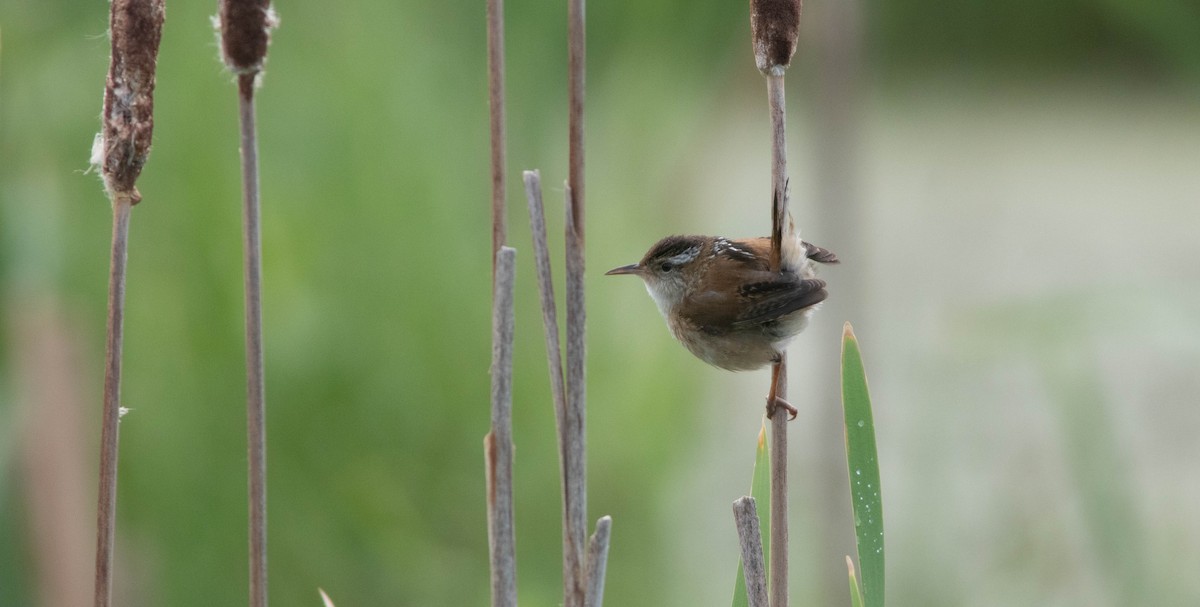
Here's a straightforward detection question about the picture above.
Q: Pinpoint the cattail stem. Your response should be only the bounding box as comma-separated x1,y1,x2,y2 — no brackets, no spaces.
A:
487,0,508,269
767,72,787,270
567,0,586,240
93,194,132,607
563,185,588,607
486,247,519,607
768,358,789,606
566,0,588,599
92,0,163,601
583,516,612,607
217,3,274,606
237,72,268,607
733,497,770,607
524,171,568,439
765,36,791,607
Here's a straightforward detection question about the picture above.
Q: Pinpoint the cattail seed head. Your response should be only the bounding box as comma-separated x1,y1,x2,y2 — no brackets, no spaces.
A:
96,0,165,204
217,0,277,76
749,0,802,74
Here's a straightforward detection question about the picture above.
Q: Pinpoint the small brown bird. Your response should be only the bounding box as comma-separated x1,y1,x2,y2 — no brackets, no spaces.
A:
606,222,837,374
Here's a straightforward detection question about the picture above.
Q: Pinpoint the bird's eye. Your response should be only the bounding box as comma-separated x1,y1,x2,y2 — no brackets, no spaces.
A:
660,262,674,272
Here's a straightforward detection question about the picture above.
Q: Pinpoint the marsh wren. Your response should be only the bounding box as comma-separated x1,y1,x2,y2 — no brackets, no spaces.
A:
606,219,837,375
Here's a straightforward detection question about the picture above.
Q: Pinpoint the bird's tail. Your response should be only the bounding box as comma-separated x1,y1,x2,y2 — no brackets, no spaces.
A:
770,184,805,273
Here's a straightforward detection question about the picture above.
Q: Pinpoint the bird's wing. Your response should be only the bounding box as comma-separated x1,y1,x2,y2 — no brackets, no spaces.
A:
680,288,743,335
730,276,827,329
681,275,827,333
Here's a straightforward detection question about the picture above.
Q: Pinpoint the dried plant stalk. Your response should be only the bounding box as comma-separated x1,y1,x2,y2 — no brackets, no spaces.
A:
567,0,586,239
487,0,508,270
525,171,590,605
218,3,276,606
563,185,588,607
733,497,770,607
486,247,519,607
565,0,588,599
750,1,801,605
237,72,269,607
92,2,164,606
524,171,568,435
768,359,789,605
93,198,132,607
584,516,612,607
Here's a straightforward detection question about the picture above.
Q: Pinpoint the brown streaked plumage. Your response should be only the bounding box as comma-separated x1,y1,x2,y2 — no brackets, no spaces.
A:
606,232,838,371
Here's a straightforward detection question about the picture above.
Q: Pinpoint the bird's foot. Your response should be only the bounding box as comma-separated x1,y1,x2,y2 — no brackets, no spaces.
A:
766,396,798,421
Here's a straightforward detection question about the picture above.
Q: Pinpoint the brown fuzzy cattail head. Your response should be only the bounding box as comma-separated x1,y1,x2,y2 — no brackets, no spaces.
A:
217,0,277,75
95,0,165,204
749,0,802,73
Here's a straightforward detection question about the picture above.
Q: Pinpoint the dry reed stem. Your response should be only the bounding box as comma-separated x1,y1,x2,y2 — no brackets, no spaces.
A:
563,185,588,607
525,171,587,605
487,0,508,271
584,516,612,607
523,171,568,433
93,195,132,607
763,23,794,607
219,4,275,604
767,74,787,272
93,2,163,603
768,359,789,606
567,0,586,239
733,497,770,607
235,72,269,607
566,0,588,598
486,247,519,607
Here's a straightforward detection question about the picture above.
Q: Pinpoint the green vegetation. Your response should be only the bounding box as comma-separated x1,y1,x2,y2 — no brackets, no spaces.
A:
1,0,1195,605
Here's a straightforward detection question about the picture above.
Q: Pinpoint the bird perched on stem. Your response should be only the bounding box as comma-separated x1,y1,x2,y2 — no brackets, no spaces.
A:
607,214,836,411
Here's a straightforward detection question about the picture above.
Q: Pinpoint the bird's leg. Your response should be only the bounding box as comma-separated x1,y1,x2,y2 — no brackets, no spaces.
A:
765,360,798,420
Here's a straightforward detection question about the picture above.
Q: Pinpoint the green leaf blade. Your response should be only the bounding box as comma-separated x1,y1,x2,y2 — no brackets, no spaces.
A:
842,323,884,607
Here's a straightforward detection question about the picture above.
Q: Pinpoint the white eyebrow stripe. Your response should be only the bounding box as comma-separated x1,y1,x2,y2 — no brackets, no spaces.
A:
666,246,701,266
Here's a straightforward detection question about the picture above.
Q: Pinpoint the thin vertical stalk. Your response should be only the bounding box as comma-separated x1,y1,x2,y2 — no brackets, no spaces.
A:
567,0,586,239
565,0,588,599
486,247,519,607
563,186,587,607
768,358,788,606
93,195,132,607
766,69,791,607
487,0,508,269
583,516,612,607
92,0,164,601
237,73,269,607
767,72,787,271
524,171,568,438
733,497,770,607
217,4,274,606
750,0,800,602
485,0,513,600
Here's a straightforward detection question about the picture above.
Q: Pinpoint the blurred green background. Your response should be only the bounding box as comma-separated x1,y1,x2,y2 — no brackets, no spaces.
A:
2,0,1198,605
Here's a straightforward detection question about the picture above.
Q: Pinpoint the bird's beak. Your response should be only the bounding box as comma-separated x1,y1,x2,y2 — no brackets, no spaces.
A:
605,263,641,276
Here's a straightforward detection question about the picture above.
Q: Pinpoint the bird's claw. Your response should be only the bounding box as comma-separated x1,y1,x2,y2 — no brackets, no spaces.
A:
766,396,798,421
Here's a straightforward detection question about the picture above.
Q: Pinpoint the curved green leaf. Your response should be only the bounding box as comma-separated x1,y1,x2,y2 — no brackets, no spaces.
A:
842,323,884,607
